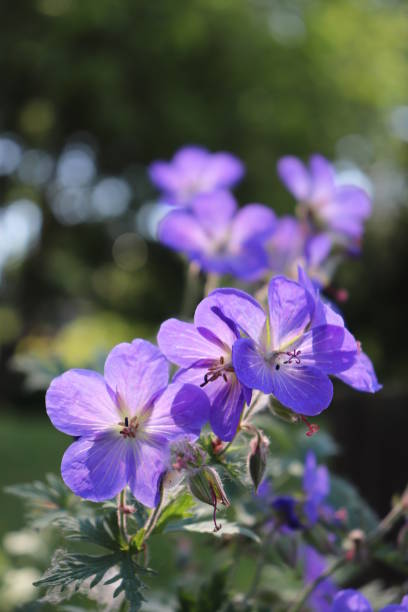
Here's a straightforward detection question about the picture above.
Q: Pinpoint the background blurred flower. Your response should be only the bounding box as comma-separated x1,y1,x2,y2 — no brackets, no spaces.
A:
149,145,244,207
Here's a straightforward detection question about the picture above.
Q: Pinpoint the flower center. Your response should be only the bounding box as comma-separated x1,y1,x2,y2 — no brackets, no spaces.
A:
200,355,234,387
270,349,302,371
119,415,139,438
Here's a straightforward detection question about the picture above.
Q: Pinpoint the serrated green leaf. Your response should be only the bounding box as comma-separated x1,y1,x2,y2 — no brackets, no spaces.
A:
164,519,260,543
34,548,120,591
154,491,195,534
60,511,121,551
34,548,154,610
4,473,79,528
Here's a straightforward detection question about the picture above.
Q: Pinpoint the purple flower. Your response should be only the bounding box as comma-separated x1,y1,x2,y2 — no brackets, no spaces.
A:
258,215,333,282
46,339,210,506
157,293,256,441
332,590,408,611
298,267,382,394
301,545,337,612
209,274,357,416
261,215,307,276
277,154,371,249
158,190,276,280
149,145,244,207
303,450,332,525
256,479,303,531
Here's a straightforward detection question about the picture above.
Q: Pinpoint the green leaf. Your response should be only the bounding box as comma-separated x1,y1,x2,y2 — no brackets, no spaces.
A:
154,491,195,534
34,548,153,611
60,511,121,551
164,519,260,543
4,473,79,528
177,566,231,612
130,528,146,551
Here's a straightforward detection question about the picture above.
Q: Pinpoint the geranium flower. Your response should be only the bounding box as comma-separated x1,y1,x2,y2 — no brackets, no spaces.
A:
301,545,337,612
298,266,382,393
257,451,336,532
149,145,244,207
209,274,357,416
158,190,276,280
277,154,371,250
46,339,210,506
255,215,333,283
332,590,408,611
303,450,333,525
157,291,262,440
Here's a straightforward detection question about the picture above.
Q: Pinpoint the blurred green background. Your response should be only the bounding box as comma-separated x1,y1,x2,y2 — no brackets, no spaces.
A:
1,1,408,600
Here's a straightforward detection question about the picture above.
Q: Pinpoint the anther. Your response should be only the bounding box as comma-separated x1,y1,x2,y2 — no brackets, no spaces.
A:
124,417,129,427
284,349,302,365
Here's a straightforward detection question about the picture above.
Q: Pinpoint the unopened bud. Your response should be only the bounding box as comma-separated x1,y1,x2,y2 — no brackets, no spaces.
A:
344,529,367,562
248,431,270,493
188,466,230,532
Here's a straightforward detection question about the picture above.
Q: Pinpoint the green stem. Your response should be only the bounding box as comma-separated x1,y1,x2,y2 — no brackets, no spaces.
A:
117,488,128,545
289,490,408,612
243,390,266,422
181,262,200,319
143,479,165,541
204,273,220,296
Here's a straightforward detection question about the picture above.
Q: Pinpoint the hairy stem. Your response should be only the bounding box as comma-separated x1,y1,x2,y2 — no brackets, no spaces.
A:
143,479,165,541
117,488,129,545
204,272,220,296
181,262,201,319
289,489,408,612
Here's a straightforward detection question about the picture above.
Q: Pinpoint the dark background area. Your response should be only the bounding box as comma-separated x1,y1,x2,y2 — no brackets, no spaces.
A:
1,0,408,534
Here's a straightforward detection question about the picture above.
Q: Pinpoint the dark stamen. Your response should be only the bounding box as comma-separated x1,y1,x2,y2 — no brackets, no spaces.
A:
275,364,280,371
124,417,129,427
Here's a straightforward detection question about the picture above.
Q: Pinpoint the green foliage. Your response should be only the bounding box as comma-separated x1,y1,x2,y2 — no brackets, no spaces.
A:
164,518,260,544
33,548,150,611
177,566,230,612
5,473,80,529
154,491,196,534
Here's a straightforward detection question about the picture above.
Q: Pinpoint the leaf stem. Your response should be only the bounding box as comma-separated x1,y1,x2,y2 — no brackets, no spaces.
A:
143,479,165,541
204,273,220,296
117,488,129,545
289,489,408,612
181,262,201,319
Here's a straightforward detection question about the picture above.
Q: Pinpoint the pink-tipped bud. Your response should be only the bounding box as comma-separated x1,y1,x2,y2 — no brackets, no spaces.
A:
188,466,230,531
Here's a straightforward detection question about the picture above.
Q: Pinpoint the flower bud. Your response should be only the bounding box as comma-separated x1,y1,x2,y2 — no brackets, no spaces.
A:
248,431,269,493
188,466,230,531
188,466,230,508
344,528,367,562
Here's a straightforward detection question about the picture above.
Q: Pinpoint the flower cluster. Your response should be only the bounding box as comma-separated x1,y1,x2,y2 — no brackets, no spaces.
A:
151,146,372,286
41,143,390,611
